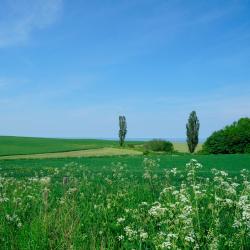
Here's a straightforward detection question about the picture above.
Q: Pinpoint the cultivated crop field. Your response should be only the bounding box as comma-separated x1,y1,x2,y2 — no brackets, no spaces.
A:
0,136,123,156
0,136,201,157
0,154,250,249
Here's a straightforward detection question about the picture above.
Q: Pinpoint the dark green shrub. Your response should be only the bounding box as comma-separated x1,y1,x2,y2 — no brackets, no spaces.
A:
143,150,150,155
244,144,250,154
144,139,174,152
196,149,211,155
203,118,250,154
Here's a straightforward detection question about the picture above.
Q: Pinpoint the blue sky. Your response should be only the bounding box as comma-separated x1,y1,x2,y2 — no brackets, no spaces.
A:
0,0,250,139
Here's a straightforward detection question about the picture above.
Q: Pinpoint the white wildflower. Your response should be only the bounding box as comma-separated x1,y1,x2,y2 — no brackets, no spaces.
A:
117,217,125,224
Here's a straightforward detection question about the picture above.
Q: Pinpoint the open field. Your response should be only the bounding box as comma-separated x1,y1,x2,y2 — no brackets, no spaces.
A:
172,142,202,153
0,144,199,160
0,154,249,249
0,136,202,158
0,137,247,249
1,154,250,176
0,147,142,160
0,136,124,156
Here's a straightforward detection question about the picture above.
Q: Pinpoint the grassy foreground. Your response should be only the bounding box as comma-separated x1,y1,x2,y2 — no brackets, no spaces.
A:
0,154,249,249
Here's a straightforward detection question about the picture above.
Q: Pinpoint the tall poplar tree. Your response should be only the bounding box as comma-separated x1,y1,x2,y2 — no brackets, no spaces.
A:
186,111,200,153
119,116,127,147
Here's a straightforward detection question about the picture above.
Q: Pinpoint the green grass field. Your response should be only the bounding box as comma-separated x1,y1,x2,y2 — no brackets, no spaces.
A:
0,136,123,156
0,154,249,249
1,154,250,177
0,136,201,157
0,136,249,249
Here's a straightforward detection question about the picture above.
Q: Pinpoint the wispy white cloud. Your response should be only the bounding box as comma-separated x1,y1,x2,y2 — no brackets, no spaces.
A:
0,0,63,47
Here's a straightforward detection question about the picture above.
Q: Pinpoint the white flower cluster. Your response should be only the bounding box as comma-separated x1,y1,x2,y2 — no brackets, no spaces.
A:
5,213,22,228
124,226,137,241
117,217,125,224
123,226,148,242
148,202,167,218
143,158,160,180
0,193,9,203
40,177,51,186
233,195,250,231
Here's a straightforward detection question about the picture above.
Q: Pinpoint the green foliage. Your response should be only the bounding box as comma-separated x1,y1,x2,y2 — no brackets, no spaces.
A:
203,118,250,154
143,149,150,155
196,149,209,155
119,116,127,147
245,144,250,154
186,111,200,153
144,139,174,152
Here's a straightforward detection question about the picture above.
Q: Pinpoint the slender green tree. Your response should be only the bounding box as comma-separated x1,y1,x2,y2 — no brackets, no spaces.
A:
186,111,200,153
119,116,127,147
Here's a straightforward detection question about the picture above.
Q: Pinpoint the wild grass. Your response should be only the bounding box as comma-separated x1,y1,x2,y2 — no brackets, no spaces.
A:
0,155,249,249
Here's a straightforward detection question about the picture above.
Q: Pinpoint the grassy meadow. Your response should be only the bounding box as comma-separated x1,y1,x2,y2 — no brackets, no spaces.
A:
0,137,249,249
0,136,201,158
0,136,123,156
0,152,250,249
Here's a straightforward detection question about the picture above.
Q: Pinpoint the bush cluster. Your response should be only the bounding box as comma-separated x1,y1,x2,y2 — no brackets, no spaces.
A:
144,139,174,152
203,118,250,154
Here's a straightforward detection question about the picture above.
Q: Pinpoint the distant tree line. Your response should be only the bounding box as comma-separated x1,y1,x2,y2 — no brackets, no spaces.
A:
118,111,200,153
202,118,250,154
118,114,250,155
